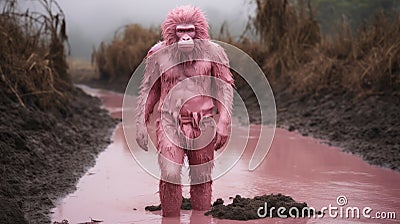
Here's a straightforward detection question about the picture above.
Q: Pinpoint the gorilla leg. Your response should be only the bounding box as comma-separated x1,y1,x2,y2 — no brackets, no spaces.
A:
157,118,185,217
186,139,214,211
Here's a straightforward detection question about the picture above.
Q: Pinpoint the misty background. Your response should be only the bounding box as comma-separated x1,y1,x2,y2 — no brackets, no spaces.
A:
46,0,255,60
19,0,400,61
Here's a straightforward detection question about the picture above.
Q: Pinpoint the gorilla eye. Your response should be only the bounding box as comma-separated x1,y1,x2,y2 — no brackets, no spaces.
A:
176,27,195,33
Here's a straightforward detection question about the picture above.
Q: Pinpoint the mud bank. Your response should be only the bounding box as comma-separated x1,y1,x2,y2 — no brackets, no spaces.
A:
0,87,118,223
274,90,400,171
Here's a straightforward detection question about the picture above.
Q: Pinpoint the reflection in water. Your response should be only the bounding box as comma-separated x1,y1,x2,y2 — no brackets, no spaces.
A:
51,86,399,224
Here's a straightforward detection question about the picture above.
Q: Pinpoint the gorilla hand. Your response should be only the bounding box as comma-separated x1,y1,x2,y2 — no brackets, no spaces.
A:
214,120,230,151
214,132,228,151
136,126,148,151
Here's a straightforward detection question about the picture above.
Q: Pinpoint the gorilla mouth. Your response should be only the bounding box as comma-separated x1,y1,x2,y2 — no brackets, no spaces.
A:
178,40,194,53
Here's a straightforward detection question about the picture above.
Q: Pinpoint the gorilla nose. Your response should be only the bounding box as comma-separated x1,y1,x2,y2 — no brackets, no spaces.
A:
181,34,192,41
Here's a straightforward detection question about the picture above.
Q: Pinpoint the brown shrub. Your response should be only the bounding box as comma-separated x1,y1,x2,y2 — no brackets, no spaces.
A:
292,11,400,95
249,0,400,96
253,0,321,82
92,24,160,82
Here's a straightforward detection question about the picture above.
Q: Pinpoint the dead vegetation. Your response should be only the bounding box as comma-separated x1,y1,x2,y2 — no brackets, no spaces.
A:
67,57,98,81
0,0,71,111
253,0,320,81
92,24,159,82
248,0,400,95
89,0,399,97
219,0,400,96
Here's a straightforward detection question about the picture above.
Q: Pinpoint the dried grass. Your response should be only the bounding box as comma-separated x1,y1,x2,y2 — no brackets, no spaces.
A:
291,10,400,95
249,0,400,95
92,24,159,82
253,0,320,81
67,57,97,81
0,0,70,110
91,0,400,96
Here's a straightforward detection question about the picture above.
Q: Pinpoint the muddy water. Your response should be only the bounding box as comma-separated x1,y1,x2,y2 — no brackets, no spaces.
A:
51,86,399,224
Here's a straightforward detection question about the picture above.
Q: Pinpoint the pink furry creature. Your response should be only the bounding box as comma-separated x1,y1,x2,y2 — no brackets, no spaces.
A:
136,5,234,217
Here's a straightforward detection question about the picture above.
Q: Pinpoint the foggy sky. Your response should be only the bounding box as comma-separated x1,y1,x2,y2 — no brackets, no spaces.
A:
46,0,255,59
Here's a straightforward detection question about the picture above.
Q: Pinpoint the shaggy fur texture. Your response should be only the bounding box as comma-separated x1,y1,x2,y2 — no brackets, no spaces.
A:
162,5,209,45
135,5,234,217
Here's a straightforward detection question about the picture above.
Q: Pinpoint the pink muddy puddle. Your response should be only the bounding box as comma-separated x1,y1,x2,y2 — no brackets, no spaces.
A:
51,86,399,224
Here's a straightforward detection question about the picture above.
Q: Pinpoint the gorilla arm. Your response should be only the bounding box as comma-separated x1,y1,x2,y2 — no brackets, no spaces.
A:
135,45,162,151
211,46,234,150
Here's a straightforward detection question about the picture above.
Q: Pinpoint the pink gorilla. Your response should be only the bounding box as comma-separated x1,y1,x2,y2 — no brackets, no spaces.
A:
136,5,234,217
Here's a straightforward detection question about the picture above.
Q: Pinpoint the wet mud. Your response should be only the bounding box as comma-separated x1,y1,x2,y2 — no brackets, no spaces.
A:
145,197,192,211
205,194,315,220
146,194,314,220
274,90,400,171
0,87,118,223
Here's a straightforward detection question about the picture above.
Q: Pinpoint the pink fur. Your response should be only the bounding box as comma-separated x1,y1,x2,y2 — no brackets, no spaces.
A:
135,5,234,217
162,5,209,45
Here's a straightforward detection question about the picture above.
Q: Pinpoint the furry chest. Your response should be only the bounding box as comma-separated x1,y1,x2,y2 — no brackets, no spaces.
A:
160,61,212,81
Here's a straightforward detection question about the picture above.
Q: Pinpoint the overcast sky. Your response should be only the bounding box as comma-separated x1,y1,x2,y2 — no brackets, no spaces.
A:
25,0,255,59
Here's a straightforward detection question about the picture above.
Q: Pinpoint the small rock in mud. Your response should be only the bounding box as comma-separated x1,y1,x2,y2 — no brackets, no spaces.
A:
144,204,161,211
52,220,69,224
205,194,314,220
145,197,192,211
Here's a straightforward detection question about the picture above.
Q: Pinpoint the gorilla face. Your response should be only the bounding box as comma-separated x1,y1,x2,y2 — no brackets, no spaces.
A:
176,24,195,53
